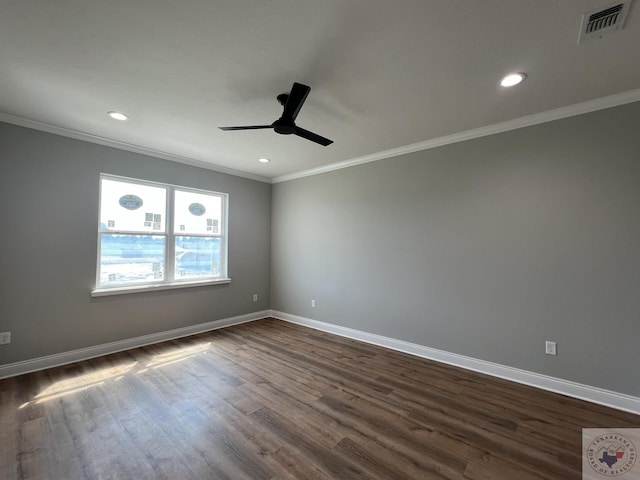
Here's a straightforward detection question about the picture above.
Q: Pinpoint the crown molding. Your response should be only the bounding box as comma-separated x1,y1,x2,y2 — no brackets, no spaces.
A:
0,113,271,184
272,88,640,183
3,88,640,185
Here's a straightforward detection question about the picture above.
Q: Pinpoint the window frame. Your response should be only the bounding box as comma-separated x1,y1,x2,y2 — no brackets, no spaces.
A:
92,174,230,297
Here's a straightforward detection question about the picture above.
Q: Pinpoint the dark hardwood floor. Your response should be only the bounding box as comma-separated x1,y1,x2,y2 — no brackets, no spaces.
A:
1,318,638,479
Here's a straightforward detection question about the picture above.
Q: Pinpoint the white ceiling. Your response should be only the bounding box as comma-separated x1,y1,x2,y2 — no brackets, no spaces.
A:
1,1,639,182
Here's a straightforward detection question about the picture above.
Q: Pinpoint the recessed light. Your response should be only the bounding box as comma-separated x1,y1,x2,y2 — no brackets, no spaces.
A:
108,111,129,121
500,73,527,87
258,157,270,163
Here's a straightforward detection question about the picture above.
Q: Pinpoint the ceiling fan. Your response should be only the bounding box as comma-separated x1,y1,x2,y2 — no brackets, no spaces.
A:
219,82,333,146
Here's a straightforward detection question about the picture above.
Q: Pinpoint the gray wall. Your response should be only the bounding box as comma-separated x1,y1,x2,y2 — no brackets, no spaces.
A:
3,102,640,397
0,122,271,365
271,102,640,397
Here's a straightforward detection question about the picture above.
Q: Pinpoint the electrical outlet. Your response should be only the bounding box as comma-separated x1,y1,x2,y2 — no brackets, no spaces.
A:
0,332,11,345
311,299,316,308
253,294,258,302
545,341,557,356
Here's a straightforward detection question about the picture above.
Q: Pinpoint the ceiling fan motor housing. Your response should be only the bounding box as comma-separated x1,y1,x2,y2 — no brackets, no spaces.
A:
272,118,296,135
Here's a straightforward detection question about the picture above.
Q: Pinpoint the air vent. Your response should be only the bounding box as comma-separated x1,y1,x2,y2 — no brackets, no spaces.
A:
578,1,633,43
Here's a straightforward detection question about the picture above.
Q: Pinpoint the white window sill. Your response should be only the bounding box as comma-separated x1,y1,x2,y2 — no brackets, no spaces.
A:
91,278,231,297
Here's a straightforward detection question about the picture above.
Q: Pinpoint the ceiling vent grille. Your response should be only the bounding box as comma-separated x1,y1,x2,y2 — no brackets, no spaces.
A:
578,1,633,43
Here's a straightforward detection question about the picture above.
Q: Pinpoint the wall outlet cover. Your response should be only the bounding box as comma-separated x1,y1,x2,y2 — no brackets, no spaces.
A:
545,341,557,355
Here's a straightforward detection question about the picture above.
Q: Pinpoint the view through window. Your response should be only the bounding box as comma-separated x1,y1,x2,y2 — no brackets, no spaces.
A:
96,175,227,290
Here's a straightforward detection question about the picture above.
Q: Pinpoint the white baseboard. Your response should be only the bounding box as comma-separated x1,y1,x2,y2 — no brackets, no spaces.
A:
269,310,640,415
4,309,638,415
0,310,269,380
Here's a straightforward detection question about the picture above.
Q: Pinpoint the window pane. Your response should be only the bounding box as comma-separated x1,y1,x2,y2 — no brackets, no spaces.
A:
100,179,166,233
175,236,221,279
99,234,165,286
174,190,222,235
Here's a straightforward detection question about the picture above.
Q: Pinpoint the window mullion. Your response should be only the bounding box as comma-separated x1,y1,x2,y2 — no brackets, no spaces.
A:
221,193,228,278
166,186,175,282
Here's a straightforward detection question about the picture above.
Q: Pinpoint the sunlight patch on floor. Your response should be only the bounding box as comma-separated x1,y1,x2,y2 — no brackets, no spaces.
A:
138,342,211,373
19,341,213,408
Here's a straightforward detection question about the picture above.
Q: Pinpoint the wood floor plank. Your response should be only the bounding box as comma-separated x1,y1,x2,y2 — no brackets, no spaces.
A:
250,405,369,479
1,318,639,479
0,377,20,480
313,391,469,479
269,446,332,480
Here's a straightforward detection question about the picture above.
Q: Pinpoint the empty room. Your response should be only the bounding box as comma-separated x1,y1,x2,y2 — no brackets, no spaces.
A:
1,1,640,479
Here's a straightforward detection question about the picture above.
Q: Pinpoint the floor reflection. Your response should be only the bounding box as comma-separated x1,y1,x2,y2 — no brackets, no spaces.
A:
19,341,212,408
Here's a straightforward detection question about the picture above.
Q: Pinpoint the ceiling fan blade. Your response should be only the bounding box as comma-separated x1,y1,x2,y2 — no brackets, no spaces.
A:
218,125,273,131
282,83,310,121
294,126,333,146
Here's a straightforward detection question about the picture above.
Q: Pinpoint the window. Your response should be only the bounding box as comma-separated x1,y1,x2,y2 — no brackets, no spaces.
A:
93,174,228,295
